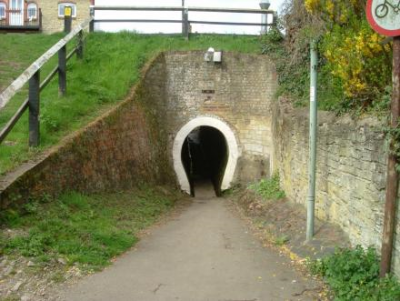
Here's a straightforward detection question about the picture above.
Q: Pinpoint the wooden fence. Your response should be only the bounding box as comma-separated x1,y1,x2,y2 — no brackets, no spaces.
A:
0,18,92,147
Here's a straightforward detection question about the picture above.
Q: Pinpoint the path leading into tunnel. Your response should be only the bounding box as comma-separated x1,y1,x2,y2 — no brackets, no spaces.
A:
58,181,318,301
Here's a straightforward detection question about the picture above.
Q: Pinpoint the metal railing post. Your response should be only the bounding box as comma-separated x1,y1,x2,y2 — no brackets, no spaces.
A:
77,30,83,59
29,71,40,147
183,8,189,40
58,45,67,96
181,0,185,34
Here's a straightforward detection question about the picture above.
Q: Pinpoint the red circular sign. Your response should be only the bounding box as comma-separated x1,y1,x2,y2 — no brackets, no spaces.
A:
367,0,400,37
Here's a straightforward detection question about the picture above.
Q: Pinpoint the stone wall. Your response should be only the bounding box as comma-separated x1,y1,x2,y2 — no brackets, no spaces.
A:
0,50,277,207
272,100,400,276
40,0,90,33
141,51,278,186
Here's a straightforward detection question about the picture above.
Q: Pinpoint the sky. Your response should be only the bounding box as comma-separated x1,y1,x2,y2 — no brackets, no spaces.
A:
94,0,286,34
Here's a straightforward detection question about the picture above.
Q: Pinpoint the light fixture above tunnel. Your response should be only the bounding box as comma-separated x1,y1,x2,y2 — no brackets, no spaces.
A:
204,47,222,63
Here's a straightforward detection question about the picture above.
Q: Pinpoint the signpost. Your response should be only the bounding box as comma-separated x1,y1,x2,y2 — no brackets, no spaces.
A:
64,6,72,33
366,0,400,277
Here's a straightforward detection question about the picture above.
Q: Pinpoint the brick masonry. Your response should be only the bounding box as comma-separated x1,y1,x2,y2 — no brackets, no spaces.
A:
140,51,278,185
39,0,90,33
0,80,174,209
272,100,400,277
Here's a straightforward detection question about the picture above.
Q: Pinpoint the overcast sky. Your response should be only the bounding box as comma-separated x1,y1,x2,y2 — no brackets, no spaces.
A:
94,0,286,34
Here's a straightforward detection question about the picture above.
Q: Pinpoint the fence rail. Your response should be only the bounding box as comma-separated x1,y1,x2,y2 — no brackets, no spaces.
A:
0,19,91,147
90,5,276,36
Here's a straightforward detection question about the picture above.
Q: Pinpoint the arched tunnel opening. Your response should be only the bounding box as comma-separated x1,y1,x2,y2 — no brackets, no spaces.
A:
181,126,229,197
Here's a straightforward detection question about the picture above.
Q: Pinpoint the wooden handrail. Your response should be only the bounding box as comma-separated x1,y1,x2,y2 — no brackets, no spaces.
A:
0,17,92,111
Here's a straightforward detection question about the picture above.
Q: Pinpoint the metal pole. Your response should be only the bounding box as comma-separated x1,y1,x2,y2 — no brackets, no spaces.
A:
182,0,185,34
183,8,189,39
58,45,67,96
29,71,40,147
380,36,400,277
306,39,318,241
261,13,267,34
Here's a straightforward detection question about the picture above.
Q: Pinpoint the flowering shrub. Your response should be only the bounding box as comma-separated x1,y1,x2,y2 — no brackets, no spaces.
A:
304,0,392,107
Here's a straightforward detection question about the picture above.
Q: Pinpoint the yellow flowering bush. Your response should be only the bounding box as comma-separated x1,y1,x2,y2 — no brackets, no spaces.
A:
305,0,392,103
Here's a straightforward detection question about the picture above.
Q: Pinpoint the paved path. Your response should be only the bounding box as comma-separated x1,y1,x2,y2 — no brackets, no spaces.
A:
59,183,317,301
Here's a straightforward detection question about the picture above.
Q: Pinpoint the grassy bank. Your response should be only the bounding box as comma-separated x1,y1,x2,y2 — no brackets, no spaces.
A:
0,33,64,93
0,33,261,175
0,185,180,271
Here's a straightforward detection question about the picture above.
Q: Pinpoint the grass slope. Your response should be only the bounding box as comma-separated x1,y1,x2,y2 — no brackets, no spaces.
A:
0,33,64,92
0,186,179,271
0,33,262,175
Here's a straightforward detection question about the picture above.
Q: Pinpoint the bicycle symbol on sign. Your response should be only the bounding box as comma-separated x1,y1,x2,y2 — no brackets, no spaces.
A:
375,0,400,18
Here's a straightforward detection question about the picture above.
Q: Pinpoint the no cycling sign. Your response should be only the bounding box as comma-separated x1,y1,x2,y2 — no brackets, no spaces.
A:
367,0,400,36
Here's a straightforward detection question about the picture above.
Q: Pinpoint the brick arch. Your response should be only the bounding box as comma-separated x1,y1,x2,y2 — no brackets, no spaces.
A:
173,116,240,194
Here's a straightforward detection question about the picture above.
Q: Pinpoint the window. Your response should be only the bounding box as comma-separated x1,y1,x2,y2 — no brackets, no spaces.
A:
27,3,37,19
58,2,76,18
0,3,6,20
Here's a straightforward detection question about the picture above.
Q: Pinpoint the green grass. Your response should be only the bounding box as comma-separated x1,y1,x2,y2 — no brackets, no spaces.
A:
0,186,178,271
0,32,262,175
0,33,64,92
248,174,285,201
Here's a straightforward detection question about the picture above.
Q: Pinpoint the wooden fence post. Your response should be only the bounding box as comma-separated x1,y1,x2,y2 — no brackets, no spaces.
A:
380,36,400,277
64,6,72,33
77,30,83,59
58,46,67,96
89,6,95,32
29,71,40,147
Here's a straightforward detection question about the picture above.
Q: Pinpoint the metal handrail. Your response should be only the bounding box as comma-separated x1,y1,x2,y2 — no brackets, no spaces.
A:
90,5,276,33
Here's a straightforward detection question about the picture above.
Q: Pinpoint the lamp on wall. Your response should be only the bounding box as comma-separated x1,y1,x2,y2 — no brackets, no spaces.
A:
204,47,222,63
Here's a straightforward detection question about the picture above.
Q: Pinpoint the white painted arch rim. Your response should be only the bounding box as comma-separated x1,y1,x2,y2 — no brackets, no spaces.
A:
173,116,240,194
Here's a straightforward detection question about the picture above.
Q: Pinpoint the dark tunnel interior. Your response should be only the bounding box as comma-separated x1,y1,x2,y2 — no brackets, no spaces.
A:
181,126,229,197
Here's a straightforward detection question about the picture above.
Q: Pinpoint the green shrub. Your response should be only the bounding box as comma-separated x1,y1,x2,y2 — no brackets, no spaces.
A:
309,245,400,301
248,174,285,201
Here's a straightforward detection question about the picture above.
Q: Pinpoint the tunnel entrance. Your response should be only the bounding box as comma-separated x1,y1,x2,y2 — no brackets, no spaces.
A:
173,116,239,195
181,126,228,197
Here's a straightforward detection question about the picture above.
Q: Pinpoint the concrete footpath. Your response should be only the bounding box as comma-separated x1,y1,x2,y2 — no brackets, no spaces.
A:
58,183,319,301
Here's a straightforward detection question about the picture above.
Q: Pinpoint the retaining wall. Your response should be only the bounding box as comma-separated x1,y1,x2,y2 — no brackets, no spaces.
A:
272,100,400,276
0,62,174,209
141,51,278,184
